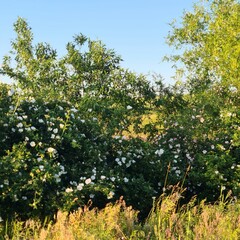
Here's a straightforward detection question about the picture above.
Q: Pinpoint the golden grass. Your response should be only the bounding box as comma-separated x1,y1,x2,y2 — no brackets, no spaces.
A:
1,190,240,240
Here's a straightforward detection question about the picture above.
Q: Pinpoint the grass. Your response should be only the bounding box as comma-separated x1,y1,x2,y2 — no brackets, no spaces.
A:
1,188,240,240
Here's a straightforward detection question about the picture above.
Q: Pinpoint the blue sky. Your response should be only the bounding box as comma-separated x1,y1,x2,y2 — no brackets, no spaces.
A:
0,0,197,85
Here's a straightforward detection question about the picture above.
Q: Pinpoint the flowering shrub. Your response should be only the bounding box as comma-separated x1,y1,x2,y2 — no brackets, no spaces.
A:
0,84,160,220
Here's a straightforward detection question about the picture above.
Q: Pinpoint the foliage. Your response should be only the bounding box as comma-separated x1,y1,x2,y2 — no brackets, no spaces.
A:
1,191,240,240
0,0,240,226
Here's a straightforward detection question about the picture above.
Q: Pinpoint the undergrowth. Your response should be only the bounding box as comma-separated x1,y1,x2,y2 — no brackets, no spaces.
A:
1,187,239,240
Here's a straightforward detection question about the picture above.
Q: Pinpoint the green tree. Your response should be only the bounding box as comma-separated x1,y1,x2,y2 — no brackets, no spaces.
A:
166,0,240,91
159,0,240,201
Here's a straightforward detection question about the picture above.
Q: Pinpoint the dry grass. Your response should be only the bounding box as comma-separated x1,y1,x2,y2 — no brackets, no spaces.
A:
1,190,240,240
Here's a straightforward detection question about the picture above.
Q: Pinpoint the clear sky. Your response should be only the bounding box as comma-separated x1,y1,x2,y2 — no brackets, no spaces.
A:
0,0,197,85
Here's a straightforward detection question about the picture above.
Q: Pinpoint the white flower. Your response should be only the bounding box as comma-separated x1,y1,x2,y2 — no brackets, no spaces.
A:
37,157,42,162
59,123,64,129
202,150,207,154
199,117,205,123
51,134,55,139
85,178,91,185
38,119,44,123
89,194,95,198
100,175,106,180
31,126,36,131
8,88,15,96
107,191,115,199
30,141,36,147
77,183,84,191
126,105,133,110
65,188,73,193
47,147,56,153
155,149,164,156
53,128,58,134
0,216,3,222
18,128,23,133
71,108,78,113
4,180,9,185
123,177,129,183
126,162,131,168
175,170,181,175
110,177,116,182
39,165,44,171
17,123,23,128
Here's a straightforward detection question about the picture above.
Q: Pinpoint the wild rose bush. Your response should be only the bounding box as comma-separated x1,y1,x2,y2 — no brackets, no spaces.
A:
154,85,240,202
0,84,161,220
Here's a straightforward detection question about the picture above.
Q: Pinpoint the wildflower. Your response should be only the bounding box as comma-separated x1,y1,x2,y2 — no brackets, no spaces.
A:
121,157,126,163
39,165,44,171
107,191,115,199
123,177,129,183
47,147,56,153
8,88,15,96
65,188,73,193
100,175,106,180
37,157,42,162
30,141,36,147
90,194,95,198
59,123,64,129
155,149,164,156
30,126,36,131
126,162,131,168
85,178,91,185
202,150,207,154
110,177,116,182
175,170,181,175
71,108,78,113
17,122,23,128
126,105,133,110
199,117,205,123
4,180,9,185
77,183,84,191
38,119,44,123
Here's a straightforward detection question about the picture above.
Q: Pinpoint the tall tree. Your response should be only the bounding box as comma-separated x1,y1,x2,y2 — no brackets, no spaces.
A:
166,0,240,92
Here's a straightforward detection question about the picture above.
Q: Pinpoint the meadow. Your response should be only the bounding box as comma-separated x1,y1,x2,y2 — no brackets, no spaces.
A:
1,186,239,239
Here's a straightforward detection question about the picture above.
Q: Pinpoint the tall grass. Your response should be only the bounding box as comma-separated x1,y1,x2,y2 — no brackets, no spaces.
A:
1,190,239,239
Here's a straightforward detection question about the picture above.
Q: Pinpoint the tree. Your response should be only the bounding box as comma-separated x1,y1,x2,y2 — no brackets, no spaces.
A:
159,0,240,201
166,0,240,92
